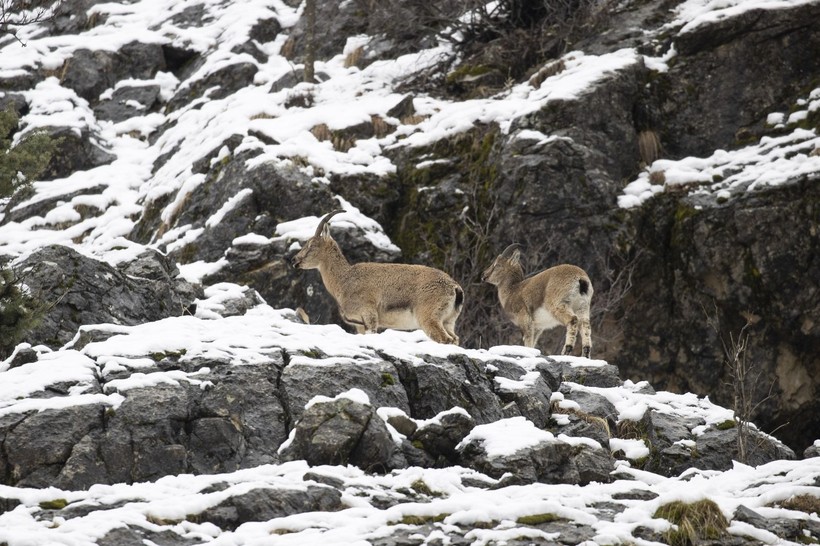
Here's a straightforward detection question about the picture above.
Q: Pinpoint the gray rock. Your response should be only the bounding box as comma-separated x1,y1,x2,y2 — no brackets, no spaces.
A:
559,386,618,425
694,426,795,469
167,61,258,111
459,435,614,486
40,127,116,181
542,359,622,388
392,355,504,425
60,49,118,102
494,370,553,429
4,404,104,488
554,413,611,447
280,397,402,472
412,409,475,463
94,85,161,122
194,486,343,531
60,42,165,103
804,442,820,459
734,504,814,543
97,527,197,546
14,245,198,349
649,410,697,450
280,359,409,425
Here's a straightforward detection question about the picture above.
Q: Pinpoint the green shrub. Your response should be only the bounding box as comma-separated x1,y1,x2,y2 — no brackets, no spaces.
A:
0,268,42,358
0,107,57,358
39,498,68,510
0,107,56,197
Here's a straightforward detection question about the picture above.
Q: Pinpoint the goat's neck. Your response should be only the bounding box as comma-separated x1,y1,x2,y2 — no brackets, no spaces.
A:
495,270,525,310
316,242,352,296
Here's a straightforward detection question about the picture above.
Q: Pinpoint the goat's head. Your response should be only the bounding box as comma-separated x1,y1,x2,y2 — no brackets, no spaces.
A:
482,243,524,285
291,209,344,269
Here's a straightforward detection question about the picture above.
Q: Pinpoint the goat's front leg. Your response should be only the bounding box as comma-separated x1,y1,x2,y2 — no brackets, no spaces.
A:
522,321,539,348
360,310,379,334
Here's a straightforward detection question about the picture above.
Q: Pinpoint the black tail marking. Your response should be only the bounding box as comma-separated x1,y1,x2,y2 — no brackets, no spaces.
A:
579,279,589,295
455,286,464,310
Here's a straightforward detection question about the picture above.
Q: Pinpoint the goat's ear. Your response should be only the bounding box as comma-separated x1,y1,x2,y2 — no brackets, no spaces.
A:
320,223,332,239
509,248,522,264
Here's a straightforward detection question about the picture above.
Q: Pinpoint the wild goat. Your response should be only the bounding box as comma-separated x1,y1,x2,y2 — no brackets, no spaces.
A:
291,210,464,344
482,243,593,357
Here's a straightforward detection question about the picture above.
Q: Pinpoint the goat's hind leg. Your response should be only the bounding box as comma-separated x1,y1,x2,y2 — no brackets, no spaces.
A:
553,304,579,355
443,317,459,346
421,317,456,344
344,307,379,334
580,317,592,358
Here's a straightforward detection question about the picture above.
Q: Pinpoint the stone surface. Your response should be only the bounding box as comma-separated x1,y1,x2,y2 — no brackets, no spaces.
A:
12,245,199,349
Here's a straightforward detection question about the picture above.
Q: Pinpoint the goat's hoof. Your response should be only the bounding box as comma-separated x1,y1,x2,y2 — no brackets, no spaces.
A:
562,345,573,355
582,347,591,358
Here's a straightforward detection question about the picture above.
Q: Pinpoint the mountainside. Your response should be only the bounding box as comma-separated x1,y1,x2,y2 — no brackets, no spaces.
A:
1,0,819,544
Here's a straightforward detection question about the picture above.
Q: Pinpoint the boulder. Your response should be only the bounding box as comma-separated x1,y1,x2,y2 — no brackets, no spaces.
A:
392,354,504,425
194,486,343,531
280,359,409,425
166,62,258,111
3,404,104,488
61,43,166,103
411,409,476,464
39,127,116,181
458,430,614,486
13,245,199,349
279,396,403,472
94,85,162,122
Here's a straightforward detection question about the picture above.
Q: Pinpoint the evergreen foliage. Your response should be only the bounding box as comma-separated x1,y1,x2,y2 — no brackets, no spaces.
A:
0,267,41,358
0,106,54,357
0,107,55,196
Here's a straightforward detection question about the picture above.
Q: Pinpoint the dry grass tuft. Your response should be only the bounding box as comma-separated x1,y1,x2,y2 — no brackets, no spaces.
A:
371,115,393,138
654,499,729,546
528,60,566,88
344,46,365,68
777,494,820,514
648,170,666,186
638,130,662,166
310,123,332,142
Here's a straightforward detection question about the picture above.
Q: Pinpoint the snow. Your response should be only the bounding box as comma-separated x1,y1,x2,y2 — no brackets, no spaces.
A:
672,0,820,33
619,125,820,208
1,0,819,543
456,416,555,457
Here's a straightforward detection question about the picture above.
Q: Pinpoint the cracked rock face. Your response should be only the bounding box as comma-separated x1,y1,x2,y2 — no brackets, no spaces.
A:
11,245,200,349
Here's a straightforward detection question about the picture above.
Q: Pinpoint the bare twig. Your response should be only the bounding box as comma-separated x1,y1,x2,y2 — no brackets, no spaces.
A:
1,0,61,45
705,304,777,463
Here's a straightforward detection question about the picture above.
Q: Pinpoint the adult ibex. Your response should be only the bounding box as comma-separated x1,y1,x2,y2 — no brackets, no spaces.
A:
482,243,593,357
291,210,464,344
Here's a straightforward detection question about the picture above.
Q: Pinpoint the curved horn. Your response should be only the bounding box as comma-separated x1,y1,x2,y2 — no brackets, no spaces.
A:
313,209,344,237
500,243,523,258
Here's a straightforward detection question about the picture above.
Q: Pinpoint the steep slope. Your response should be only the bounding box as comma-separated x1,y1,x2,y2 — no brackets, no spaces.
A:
1,0,819,543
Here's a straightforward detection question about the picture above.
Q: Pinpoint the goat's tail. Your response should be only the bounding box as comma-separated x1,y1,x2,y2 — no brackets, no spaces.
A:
454,286,465,312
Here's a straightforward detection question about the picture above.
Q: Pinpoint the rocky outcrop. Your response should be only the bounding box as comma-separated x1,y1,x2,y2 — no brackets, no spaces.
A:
0,271,795,490
372,1,820,454
659,1,820,157
619,178,820,452
11,245,199,349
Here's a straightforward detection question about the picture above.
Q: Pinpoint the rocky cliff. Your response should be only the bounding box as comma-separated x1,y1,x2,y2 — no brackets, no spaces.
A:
1,0,819,544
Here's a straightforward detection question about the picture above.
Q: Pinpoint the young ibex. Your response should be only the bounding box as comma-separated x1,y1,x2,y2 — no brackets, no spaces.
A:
291,210,464,344
482,244,593,357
